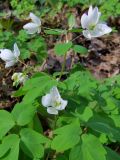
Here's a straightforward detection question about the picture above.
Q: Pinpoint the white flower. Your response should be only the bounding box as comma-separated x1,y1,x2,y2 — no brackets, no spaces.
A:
12,72,28,86
42,87,68,115
0,43,20,68
81,6,112,39
23,12,41,34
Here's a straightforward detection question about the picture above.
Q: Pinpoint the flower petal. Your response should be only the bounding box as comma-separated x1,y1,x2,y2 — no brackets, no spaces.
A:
81,13,89,29
50,86,61,101
88,6,100,26
23,23,39,34
0,49,14,61
88,6,93,16
41,93,52,107
47,107,58,115
83,30,92,39
5,60,16,68
90,23,112,38
57,99,68,110
13,43,20,58
30,12,41,26
97,23,112,34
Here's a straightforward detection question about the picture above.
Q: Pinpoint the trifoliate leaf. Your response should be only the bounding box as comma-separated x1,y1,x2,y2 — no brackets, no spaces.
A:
51,121,81,151
70,134,106,160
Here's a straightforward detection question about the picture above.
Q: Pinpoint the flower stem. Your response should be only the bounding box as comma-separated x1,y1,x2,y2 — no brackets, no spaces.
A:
46,115,58,160
53,115,58,129
58,53,67,80
18,59,28,68
71,34,82,42
58,34,68,80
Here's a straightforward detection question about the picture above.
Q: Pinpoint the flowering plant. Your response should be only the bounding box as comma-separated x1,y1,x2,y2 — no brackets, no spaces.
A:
0,4,120,160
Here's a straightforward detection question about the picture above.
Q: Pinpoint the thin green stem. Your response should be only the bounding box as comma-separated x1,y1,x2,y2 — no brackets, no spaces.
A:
58,34,68,80
42,26,66,33
58,53,67,80
53,115,58,130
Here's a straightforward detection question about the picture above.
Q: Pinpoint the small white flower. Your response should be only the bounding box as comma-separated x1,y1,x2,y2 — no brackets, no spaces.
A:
23,12,41,34
81,6,112,39
12,72,28,86
42,87,68,115
0,43,20,68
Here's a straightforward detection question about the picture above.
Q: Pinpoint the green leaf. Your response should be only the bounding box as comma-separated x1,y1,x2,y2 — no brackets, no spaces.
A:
27,37,47,62
54,42,73,56
110,114,120,127
0,110,15,140
51,121,81,152
69,142,82,160
105,146,120,160
70,134,106,160
20,128,49,159
73,45,88,55
87,114,120,141
68,14,76,29
12,102,37,126
0,140,10,158
0,134,20,160
20,48,30,60
44,29,67,35
56,155,68,160
75,107,93,122
69,28,82,33
22,76,57,104
28,114,43,133
17,30,29,42
65,71,97,98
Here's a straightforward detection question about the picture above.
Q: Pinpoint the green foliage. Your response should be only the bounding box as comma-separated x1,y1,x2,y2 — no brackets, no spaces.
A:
0,30,47,61
54,42,88,56
50,0,120,20
1,63,120,159
20,128,49,159
14,72,57,103
73,45,88,55
27,36,47,62
44,29,67,35
65,71,97,97
68,14,76,29
0,134,20,160
0,111,15,140
0,0,120,159
100,0,120,20
106,147,120,160
10,0,35,18
51,121,81,151
70,134,106,160
54,42,73,56
87,114,120,142
12,102,38,126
